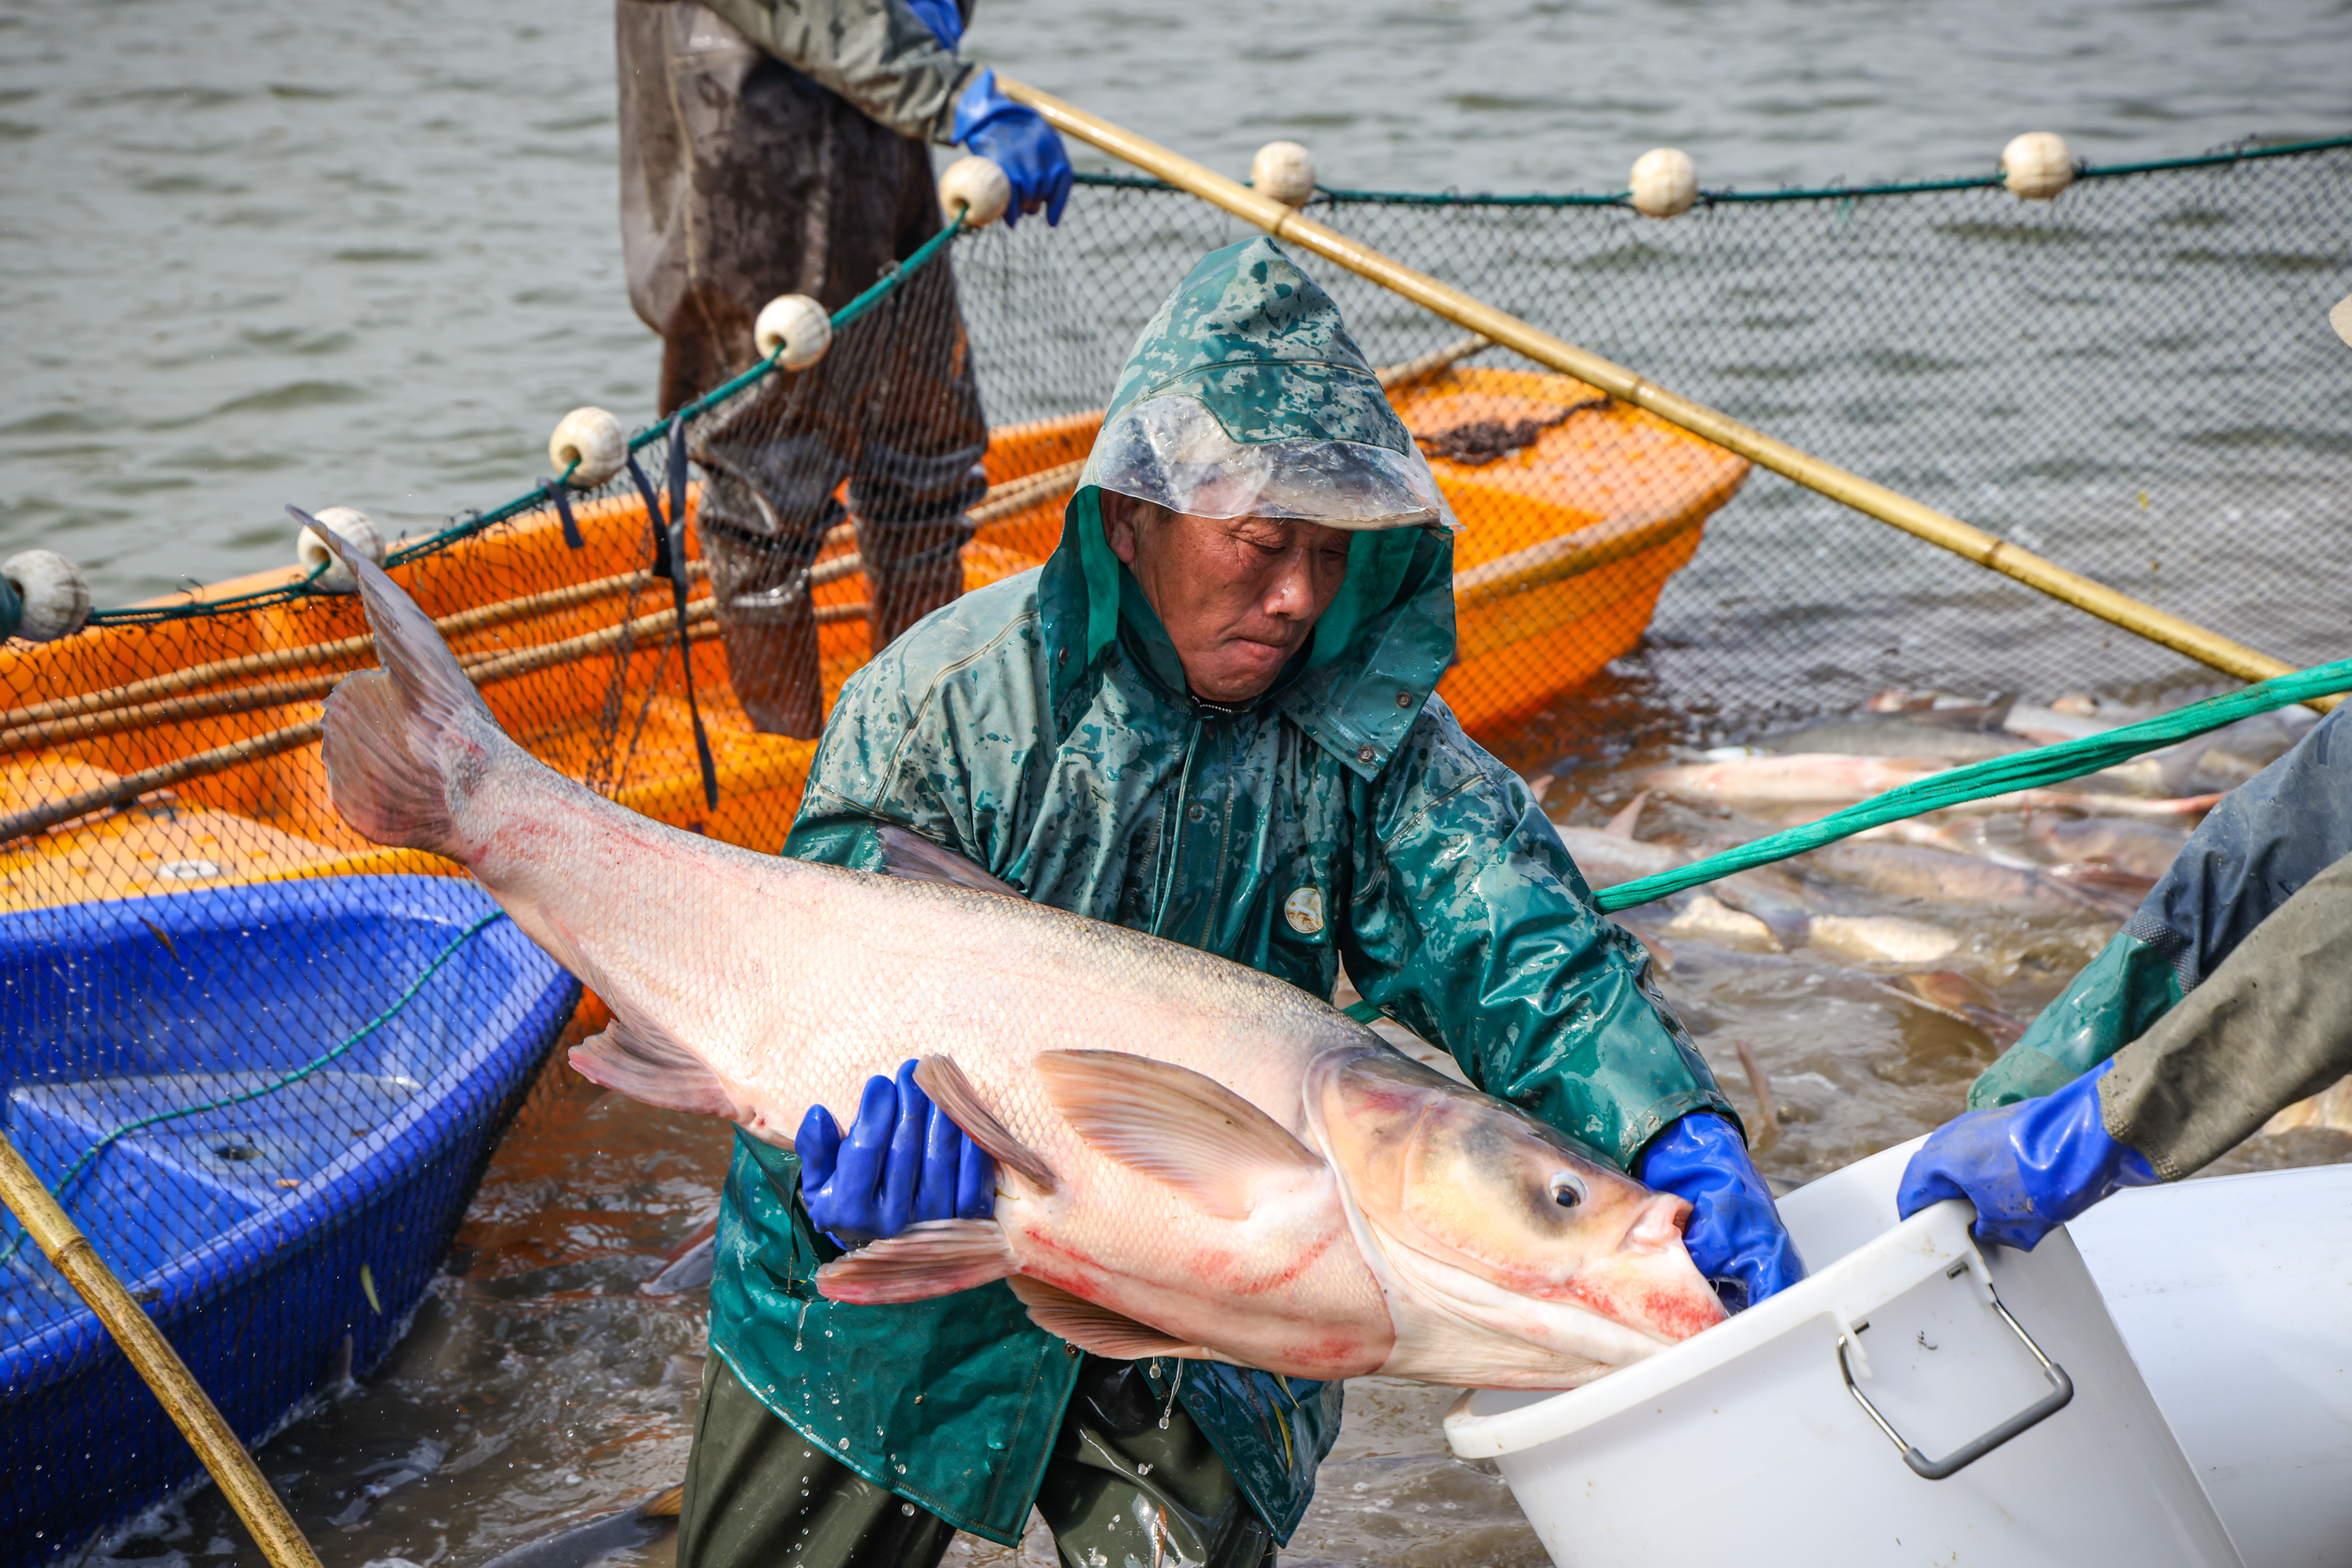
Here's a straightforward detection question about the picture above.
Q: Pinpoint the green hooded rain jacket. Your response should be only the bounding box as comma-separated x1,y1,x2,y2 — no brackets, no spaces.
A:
705,238,1735,1545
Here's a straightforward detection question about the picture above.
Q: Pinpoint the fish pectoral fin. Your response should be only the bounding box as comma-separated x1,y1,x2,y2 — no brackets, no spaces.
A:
1037,1051,1323,1222
815,1219,1022,1304
874,825,1022,898
1007,1278,1211,1360
914,1056,1059,1193
568,1014,737,1119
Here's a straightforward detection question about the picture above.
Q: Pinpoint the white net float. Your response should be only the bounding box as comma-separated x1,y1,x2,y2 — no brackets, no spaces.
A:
548,406,627,488
2002,132,2075,200
1629,148,1698,218
1251,141,1317,209
937,155,1011,230
2331,292,2352,349
296,506,386,594
3,549,91,643
755,293,833,370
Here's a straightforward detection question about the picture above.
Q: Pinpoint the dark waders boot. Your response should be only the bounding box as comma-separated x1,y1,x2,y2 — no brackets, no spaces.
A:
854,514,974,655
679,1355,1277,1568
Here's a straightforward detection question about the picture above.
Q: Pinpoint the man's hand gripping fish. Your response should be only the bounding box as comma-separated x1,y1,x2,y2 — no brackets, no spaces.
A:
303,518,1726,1388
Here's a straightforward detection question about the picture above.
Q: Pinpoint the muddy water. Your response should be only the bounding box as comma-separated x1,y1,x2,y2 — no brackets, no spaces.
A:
83,702,2352,1568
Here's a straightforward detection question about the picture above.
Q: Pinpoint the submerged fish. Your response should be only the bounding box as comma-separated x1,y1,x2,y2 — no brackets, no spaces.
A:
1554,825,1688,891
1803,842,2139,918
307,526,1723,1389
1646,753,1950,808
2023,816,2187,881
1760,719,2029,764
1804,914,1961,968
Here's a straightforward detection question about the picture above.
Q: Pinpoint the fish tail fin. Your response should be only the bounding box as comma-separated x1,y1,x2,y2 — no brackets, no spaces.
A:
298,506,497,855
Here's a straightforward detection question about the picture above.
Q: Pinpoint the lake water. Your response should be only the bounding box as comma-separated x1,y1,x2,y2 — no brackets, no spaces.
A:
10,2,2352,1565
5,0,2350,605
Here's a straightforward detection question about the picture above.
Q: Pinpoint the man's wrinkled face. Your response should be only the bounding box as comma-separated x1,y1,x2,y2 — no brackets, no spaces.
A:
1105,500,1354,704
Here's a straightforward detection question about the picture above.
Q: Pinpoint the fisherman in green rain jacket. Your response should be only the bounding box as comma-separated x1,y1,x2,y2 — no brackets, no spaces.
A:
677,238,1804,1567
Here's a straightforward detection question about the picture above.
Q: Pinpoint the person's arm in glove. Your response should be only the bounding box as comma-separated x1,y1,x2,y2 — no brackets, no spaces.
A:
797,1059,995,1245
1635,1112,1805,1313
1896,1060,2157,1251
951,69,1073,226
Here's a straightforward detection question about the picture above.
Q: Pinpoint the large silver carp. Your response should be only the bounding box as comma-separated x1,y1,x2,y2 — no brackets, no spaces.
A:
307,523,1725,1388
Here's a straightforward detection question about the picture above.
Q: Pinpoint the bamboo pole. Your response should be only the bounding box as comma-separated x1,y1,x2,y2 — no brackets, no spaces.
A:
999,77,2334,712
0,1128,325,1568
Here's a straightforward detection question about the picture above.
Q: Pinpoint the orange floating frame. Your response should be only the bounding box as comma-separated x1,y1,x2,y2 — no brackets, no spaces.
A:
0,367,1745,913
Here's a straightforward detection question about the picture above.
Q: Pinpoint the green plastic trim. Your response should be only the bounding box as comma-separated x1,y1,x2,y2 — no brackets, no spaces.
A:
1966,933,2186,1109
1594,655,2352,913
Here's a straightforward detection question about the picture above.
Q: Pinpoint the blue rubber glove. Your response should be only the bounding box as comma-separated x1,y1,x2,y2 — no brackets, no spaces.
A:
1898,1060,2158,1251
952,69,1073,227
797,1060,995,1245
1635,1112,1805,1313
902,0,963,51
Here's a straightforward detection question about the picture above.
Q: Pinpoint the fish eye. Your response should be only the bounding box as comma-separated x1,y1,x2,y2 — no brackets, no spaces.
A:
1549,1172,1586,1209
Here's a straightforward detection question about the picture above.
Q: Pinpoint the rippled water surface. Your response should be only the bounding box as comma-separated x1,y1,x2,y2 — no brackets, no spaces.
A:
12,1,2352,1564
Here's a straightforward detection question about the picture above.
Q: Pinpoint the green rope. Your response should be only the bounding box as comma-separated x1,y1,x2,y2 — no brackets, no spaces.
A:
1593,660,2352,913
1076,131,2352,209
0,911,506,1271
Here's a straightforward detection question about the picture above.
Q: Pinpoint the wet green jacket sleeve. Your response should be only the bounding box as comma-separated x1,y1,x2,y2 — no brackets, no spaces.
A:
692,0,981,142
2098,849,2352,1179
1340,701,1736,1170
1972,701,2351,1109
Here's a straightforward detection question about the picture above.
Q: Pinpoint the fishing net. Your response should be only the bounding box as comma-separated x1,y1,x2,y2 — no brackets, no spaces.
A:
3,135,2349,1560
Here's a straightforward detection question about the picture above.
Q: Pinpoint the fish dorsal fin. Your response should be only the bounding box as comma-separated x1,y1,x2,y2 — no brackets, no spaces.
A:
875,825,1021,897
1037,1050,1323,1221
1604,789,1650,839
814,1219,1022,1304
914,1055,1059,1194
1007,1277,1211,1360
569,1013,737,1119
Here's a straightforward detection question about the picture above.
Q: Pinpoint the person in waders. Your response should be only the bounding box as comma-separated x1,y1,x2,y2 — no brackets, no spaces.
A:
1902,696,2352,1247
1900,295,2352,1252
617,0,1070,737
674,239,1806,1566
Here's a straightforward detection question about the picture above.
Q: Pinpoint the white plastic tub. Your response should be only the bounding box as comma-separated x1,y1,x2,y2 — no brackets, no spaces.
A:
2071,1164,2352,1568
1445,1137,2243,1567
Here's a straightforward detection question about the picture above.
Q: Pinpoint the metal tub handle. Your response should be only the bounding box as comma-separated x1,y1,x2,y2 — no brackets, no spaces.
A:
1836,1261,2076,1481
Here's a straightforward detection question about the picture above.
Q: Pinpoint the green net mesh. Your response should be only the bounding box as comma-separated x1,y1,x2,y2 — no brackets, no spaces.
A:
3,136,2349,1560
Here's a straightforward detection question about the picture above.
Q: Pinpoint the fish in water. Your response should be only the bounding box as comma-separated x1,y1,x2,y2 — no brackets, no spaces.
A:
1646,753,1950,808
1554,826,1688,891
1802,842,2141,918
2022,816,2187,881
303,521,1724,1389
1803,914,1961,968
1877,971,2029,1047
1759,720,2030,765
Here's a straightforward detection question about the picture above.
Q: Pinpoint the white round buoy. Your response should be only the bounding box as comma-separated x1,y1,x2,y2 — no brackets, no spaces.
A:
1629,148,1697,218
1252,141,1317,209
2329,292,2352,349
2001,132,2075,200
3,550,90,643
937,155,1011,230
296,506,385,594
754,293,833,370
548,406,627,488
